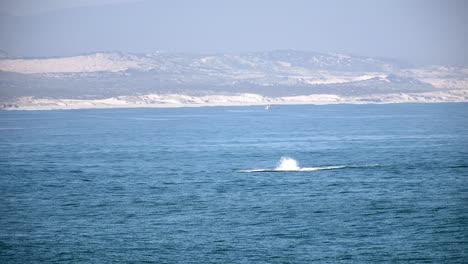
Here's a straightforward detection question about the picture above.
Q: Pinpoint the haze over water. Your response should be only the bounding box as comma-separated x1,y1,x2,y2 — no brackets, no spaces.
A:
1,103,467,263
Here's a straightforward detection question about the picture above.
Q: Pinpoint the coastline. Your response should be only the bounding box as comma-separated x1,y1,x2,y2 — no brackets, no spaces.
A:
1,89,467,111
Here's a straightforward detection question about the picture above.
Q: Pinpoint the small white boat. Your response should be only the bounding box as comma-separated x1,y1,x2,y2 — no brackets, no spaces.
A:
265,104,271,110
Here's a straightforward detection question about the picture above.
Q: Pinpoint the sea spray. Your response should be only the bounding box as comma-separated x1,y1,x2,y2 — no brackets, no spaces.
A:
276,157,300,171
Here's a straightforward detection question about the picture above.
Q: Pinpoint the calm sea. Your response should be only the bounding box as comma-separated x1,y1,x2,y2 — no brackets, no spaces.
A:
1,103,467,263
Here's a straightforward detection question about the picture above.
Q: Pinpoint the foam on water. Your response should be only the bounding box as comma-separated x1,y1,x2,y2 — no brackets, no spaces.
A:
241,157,354,172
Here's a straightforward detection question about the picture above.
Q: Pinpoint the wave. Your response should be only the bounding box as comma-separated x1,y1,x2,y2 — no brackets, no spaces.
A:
240,156,378,172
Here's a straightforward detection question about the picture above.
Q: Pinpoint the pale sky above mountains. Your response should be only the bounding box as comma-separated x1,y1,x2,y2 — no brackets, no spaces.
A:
0,0,466,66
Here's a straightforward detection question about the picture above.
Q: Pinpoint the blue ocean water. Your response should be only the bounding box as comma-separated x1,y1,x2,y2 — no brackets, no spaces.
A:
0,103,467,263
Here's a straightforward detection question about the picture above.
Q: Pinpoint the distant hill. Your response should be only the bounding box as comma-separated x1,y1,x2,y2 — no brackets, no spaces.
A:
0,49,14,59
0,50,467,99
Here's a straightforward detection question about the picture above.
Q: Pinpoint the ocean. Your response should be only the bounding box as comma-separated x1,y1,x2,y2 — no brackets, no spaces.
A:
0,103,467,263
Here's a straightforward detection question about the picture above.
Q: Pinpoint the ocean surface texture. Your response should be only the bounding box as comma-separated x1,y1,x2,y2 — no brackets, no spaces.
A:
1,103,467,263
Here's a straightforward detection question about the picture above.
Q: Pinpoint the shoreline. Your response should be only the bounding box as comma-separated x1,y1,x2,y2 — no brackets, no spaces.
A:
1,90,467,111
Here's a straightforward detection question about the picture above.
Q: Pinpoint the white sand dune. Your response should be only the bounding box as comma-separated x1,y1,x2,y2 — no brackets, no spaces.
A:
1,90,467,110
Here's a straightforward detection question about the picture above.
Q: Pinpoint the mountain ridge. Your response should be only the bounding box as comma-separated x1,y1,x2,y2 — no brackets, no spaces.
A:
0,50,467,100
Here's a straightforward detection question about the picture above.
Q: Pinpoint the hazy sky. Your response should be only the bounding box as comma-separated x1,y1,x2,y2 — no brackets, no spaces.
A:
0,0,466,66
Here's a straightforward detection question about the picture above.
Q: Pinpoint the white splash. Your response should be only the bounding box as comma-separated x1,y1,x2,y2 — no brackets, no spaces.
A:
275,157,300,170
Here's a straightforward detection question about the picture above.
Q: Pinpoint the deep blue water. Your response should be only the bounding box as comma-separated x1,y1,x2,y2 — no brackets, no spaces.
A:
0,103,467,263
